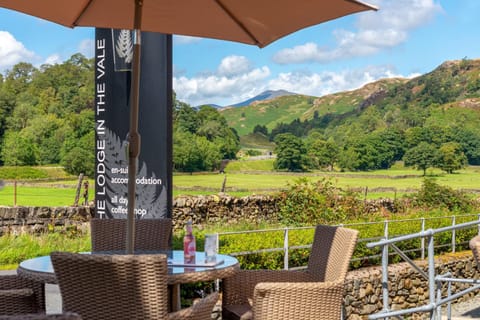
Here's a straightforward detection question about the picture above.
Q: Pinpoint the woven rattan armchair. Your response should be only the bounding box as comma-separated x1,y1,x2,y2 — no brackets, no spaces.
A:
0,312,82,319
222,225,359,320
0,275,45,315
90,218,172,252
469,235,480,269
51,252,218,320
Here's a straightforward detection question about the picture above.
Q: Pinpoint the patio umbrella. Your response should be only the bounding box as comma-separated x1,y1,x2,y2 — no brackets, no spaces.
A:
0,0,377,253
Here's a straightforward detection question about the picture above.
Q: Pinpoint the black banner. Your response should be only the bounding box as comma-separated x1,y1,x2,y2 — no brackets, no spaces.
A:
94,28,172,219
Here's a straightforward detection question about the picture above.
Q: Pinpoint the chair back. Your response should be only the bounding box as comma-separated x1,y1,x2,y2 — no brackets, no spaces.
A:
307,225,359,282
469,235,480,269
51,252,169,320
0,312,82,319
90,218,172,252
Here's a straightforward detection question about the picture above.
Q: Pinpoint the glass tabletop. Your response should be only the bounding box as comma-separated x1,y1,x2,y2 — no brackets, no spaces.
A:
19,250,239,278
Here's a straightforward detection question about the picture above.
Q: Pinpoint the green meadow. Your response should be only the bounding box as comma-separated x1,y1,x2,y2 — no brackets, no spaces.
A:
1,161,480,206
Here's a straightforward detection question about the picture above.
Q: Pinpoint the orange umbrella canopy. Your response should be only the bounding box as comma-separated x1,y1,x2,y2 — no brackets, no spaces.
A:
0,0,377,253
0,0,377,48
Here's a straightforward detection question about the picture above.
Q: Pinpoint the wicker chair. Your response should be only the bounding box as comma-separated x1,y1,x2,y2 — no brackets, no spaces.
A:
90,218,172,252
51,252,218,320
222,225,359,320
469,235,480,269
0,275,45,315
0,312,82,319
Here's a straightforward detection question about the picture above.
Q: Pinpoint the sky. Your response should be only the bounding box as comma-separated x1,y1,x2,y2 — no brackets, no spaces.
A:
0,0,479,107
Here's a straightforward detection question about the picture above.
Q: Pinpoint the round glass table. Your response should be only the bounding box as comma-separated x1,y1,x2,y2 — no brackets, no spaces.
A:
17,250,239,311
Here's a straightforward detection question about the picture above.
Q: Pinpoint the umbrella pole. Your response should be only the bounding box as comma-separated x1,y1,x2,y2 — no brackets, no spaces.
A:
126,0,143,254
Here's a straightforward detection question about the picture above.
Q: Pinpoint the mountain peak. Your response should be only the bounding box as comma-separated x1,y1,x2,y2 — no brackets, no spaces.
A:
229,89,296,107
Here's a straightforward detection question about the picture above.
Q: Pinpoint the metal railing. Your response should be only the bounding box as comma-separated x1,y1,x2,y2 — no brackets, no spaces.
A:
215,214,480,270
366,220,480,320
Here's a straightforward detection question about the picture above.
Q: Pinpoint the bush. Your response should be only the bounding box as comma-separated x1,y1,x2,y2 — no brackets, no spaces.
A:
275,177,363,226
408,178,473,211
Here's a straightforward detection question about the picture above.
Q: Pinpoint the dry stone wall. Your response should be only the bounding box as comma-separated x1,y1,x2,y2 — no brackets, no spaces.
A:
344,252,480,319
0,194,404,233
172,194,279,229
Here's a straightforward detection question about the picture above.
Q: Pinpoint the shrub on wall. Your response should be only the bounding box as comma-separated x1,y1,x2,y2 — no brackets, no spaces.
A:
409,178,474,211
275,177,363,226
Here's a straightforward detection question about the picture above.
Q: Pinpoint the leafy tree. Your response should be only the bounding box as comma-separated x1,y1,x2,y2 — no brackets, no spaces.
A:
22,114,66,165
173,131,221,172
451,128,480,165
307,138,338,171
403,142,439,176
274,133,307,172
253,124,268,136
195,135,222,171
337,146,359,172
174,102,199,134
61,127,95,177
1,131,37,166
173,131,202,172
436,142,467,174
62,145,94,177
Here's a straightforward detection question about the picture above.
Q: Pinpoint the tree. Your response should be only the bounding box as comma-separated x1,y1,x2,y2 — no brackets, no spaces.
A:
274,133,307,172
1,131,37,166
307,139,338,171
253,124,268,136
62,145,94,177
174,102,199,134
23,114,66,165
437,142,467,174
173,131,202,172
403,142,439,176
173,131,221,172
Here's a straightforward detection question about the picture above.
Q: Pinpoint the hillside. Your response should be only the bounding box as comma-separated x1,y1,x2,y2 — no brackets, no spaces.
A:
229,89,295,107
220,94,317,136
221,58,480,138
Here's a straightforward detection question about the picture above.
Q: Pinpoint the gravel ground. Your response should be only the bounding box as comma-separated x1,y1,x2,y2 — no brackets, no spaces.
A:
441,293,480,319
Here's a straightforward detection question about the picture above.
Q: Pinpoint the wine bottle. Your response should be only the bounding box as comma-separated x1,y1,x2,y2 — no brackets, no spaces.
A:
183,221,196,263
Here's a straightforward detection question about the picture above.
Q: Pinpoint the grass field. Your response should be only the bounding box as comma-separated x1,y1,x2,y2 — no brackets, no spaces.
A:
1,163,479,206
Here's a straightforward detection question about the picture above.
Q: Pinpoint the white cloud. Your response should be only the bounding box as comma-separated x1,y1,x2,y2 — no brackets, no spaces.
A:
78,39,94,58
217,55,252,77
273,0,443,64
0,31,37,73
268,65,411,97
174,55,270,106
44,54,62,65
173,53,419,106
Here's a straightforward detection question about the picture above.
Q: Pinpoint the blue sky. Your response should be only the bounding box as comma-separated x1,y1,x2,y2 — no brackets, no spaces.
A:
0,0,479,107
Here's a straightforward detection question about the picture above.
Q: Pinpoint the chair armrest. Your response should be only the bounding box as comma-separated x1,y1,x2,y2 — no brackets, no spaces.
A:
168,292,219,320
253,280,345,320
222,269,313,305
0,275,46,313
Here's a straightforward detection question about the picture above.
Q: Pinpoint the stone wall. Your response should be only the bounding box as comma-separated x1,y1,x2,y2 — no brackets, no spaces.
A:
172,194,279,229
0,205,94,235
344,252,480,319
0,194,405,233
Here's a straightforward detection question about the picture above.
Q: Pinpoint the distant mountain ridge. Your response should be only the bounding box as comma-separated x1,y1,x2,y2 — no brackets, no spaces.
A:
220,58,480,137
231,89,296,107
